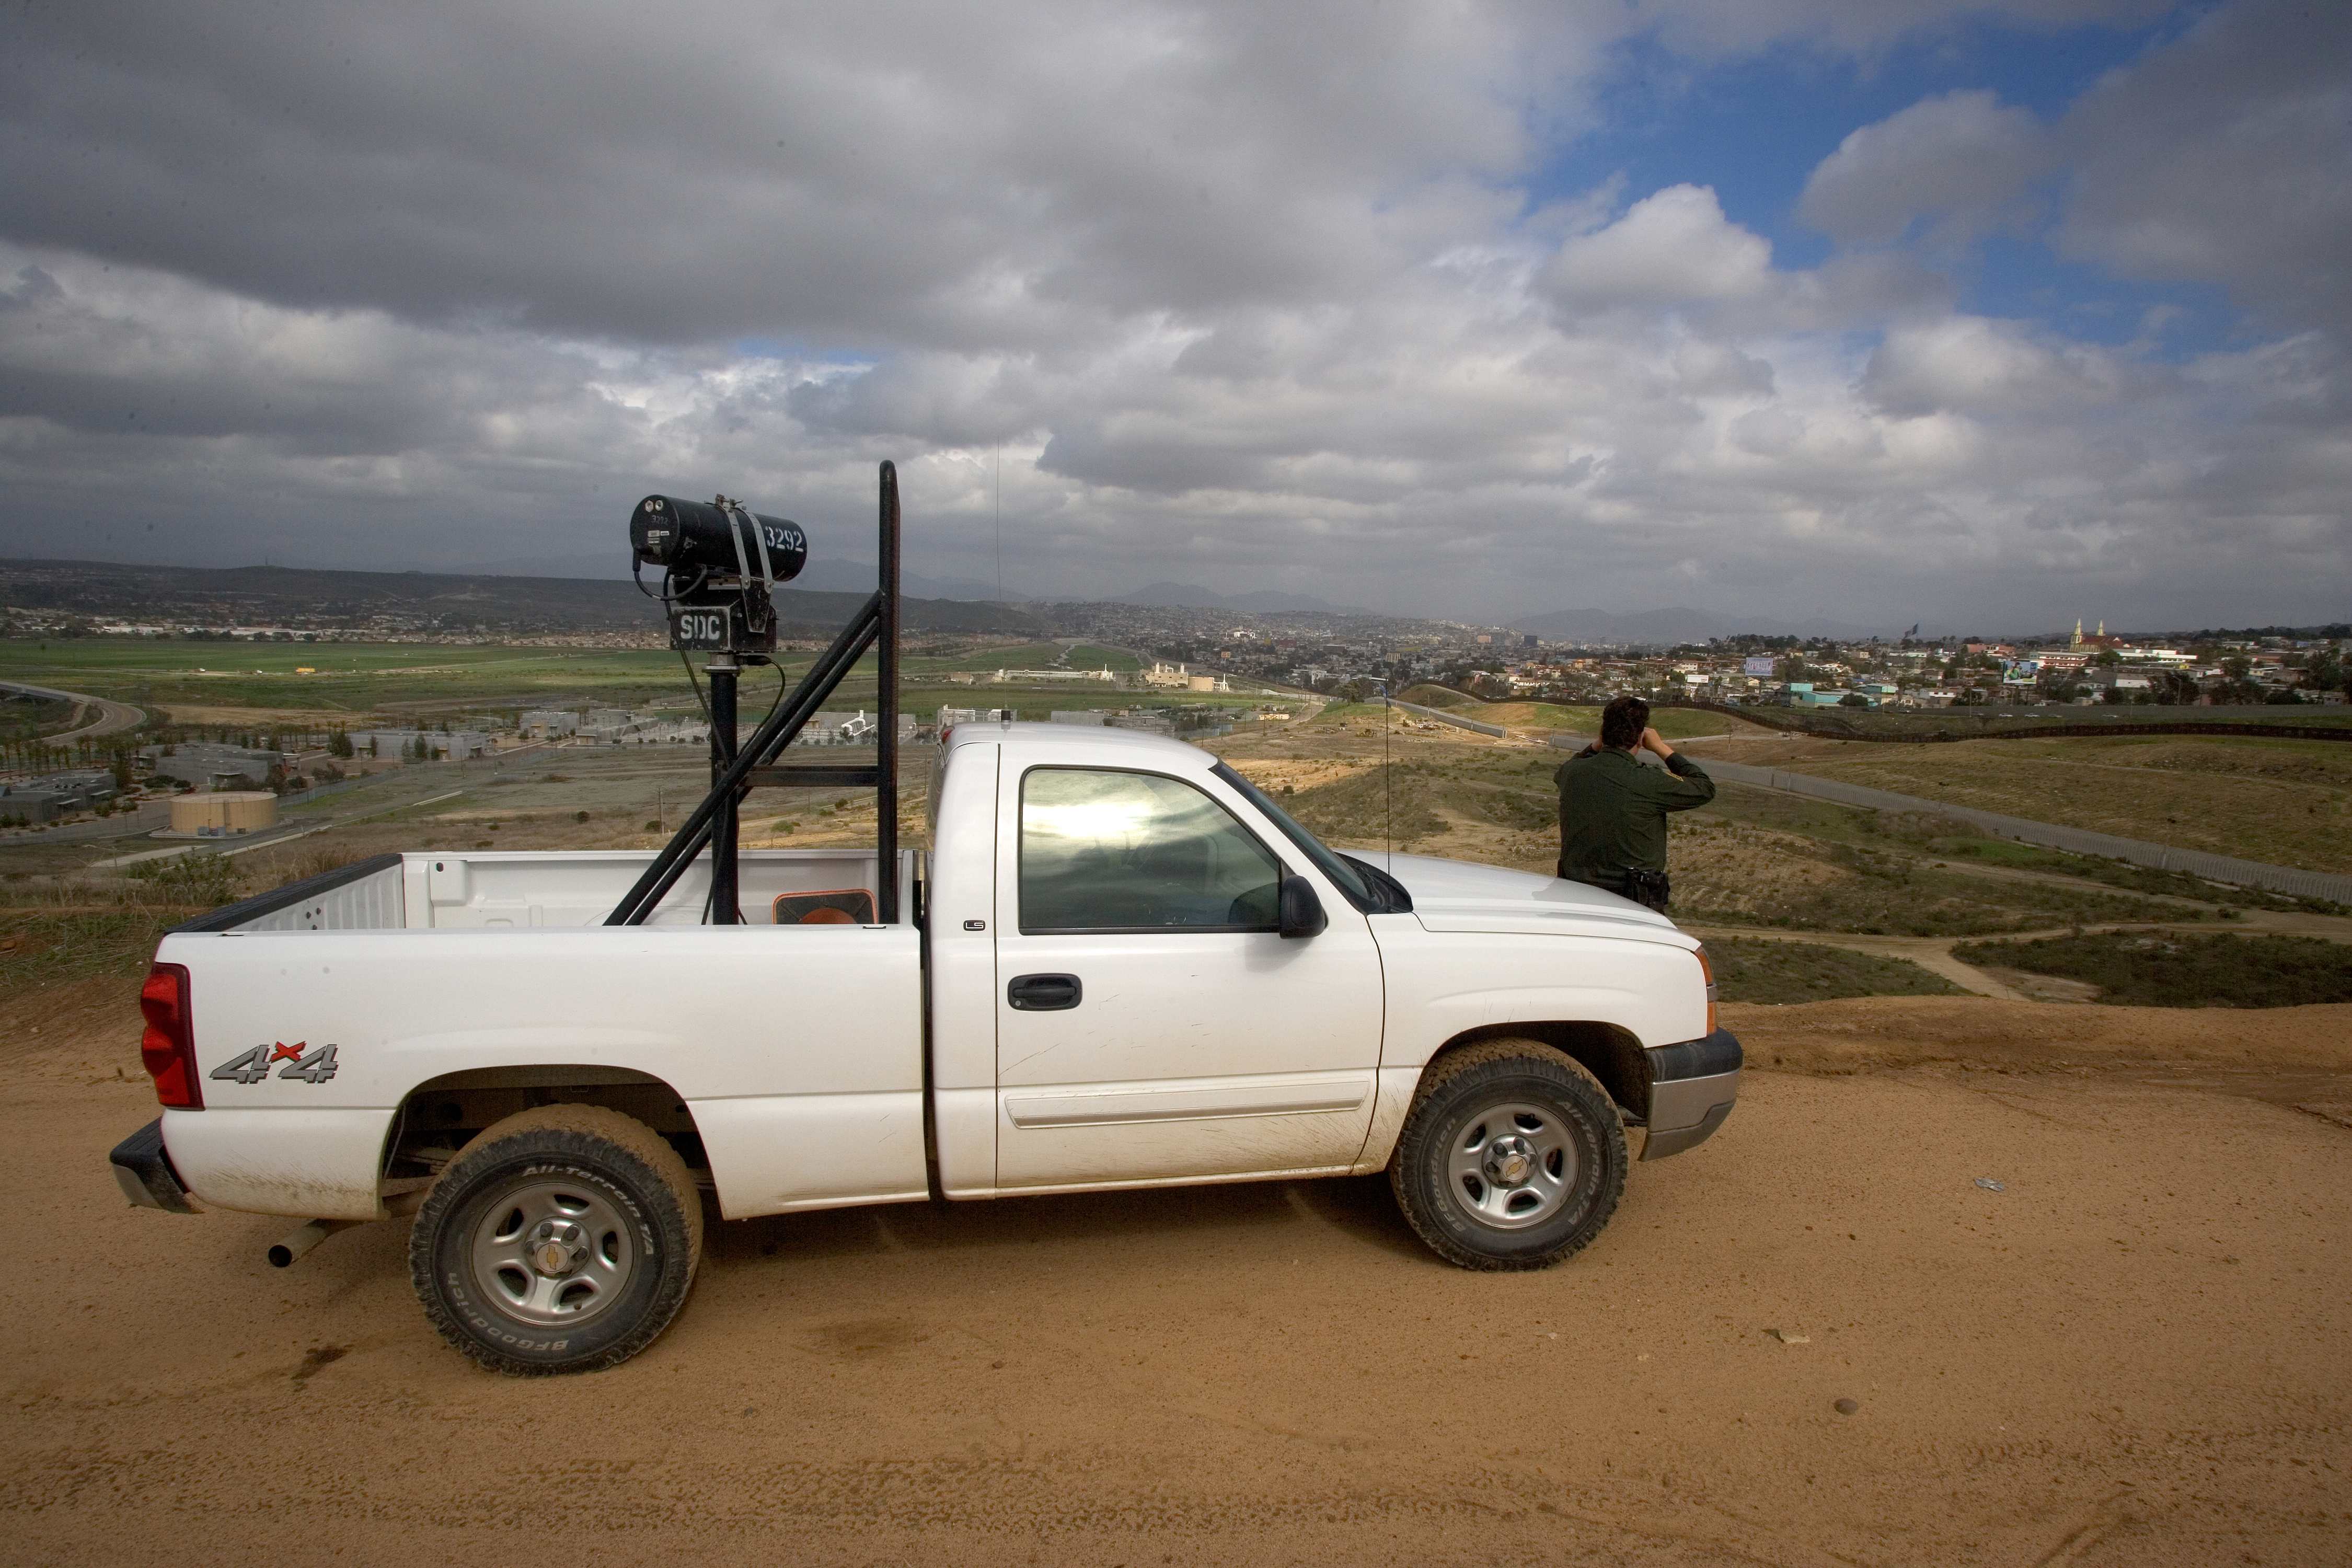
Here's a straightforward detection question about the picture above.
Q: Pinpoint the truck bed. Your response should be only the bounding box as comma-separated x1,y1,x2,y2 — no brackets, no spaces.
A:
181,847,918,933
153,846,930,1224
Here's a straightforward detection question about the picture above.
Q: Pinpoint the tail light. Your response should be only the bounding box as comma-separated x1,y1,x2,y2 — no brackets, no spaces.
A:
1694,946,1718,1035
139,963,203,1110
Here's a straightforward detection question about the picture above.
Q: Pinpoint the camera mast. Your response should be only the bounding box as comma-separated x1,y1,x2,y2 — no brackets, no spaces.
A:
606,461,901,927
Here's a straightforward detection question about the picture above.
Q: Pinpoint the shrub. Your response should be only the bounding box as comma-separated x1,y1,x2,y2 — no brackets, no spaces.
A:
288,848,361,882
1873,811,1984,844
1708,937,1966,1005
1952,931,2352,1008
124,852,245,910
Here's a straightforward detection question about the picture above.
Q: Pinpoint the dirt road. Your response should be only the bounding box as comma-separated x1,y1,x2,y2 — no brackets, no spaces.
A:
6,997,2350,1565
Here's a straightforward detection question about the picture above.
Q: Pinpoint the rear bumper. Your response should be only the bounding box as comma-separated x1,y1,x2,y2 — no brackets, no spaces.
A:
109,1119,199,1213
1641,1028,1741,1161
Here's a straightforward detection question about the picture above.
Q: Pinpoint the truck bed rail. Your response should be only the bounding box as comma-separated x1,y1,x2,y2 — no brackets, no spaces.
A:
171,852,406,934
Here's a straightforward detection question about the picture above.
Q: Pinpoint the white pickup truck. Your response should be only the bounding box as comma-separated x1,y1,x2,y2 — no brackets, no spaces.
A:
110,722,1740,1374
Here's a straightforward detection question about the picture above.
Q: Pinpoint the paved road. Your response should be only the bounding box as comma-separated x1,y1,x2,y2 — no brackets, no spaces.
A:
0,772,459,858
0,800,177,850
1,681,146,744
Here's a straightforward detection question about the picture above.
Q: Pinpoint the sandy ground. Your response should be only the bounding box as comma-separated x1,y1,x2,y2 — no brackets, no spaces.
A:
3,995,2348,1566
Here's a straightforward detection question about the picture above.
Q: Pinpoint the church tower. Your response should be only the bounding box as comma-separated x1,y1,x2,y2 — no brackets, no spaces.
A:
2071,618,2083,649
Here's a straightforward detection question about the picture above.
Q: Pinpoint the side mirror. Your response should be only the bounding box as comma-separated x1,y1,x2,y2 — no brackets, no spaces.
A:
1278,874,1327,939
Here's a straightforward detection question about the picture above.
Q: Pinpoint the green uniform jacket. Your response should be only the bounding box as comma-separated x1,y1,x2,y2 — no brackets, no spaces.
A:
1553,746,1715,892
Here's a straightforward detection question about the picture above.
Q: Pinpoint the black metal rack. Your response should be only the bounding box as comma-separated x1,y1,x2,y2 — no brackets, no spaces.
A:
606,462,902,927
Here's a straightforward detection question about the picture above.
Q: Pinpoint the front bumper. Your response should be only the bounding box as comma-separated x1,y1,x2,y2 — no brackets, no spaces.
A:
109,1119,199,1213
1641,1028,1741,1161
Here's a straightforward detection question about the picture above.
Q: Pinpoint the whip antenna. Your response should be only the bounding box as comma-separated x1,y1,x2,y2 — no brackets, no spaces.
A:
1370,679,1394,873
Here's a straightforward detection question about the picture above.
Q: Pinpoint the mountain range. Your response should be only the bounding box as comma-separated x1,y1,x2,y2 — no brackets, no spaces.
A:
56,551,1992,642
791,566,1362,614
1506,605,1898,644
465,555,1875,632
1083,580,1364,613
0,559,1039,636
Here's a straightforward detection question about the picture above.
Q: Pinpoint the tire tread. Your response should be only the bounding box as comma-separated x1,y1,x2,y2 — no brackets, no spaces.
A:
1389,1038,1627,1272
410,1103,702,1376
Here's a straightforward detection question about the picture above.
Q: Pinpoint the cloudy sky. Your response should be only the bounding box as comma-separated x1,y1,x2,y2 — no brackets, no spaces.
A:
0,1,2345,631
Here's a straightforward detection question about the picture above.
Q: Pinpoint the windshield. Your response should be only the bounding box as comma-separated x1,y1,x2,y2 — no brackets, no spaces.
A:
1212,762,1410,914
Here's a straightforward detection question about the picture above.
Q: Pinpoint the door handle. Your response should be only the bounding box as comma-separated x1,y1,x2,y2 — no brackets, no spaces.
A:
1007,973,1082,1011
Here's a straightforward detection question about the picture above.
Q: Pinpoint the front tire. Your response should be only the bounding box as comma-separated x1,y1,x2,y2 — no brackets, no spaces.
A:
411,1104,703,1375
1389,1041,1627,1271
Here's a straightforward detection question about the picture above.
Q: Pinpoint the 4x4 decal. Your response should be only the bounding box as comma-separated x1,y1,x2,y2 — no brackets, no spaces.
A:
210,1042,341,1085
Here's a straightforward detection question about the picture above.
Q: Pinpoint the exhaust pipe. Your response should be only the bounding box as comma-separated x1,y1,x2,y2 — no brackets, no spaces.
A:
268,1219,360,1269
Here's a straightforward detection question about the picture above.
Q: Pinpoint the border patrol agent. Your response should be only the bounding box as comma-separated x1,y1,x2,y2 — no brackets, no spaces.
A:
1554,696,1714,912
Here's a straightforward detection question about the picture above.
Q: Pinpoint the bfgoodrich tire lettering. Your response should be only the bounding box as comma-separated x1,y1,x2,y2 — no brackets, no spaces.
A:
1389,1040,1627,1271
411,1104,703,1375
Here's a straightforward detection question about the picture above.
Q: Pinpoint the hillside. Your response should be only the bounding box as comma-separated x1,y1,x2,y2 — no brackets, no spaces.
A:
0,558,1039,636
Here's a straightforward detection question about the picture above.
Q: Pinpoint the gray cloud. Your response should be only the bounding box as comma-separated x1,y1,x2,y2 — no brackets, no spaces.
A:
1633,0,2166,53
2056,0,2352,337
1798,89,2052,246
0,0,2343,632
1543,185,1776,308
0,2,1532,347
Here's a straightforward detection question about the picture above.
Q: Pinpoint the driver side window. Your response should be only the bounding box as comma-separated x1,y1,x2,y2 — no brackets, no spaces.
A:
1019,768,1283,933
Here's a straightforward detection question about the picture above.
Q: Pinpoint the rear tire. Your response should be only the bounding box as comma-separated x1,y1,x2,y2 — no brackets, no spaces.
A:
411,1104,703,1375
1389,1040,1627,1271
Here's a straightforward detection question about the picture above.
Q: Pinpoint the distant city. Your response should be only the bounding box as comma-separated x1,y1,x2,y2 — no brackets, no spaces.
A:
3,557,2348,721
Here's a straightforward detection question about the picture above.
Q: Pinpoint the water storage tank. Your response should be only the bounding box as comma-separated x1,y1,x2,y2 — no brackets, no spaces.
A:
170,791,278,835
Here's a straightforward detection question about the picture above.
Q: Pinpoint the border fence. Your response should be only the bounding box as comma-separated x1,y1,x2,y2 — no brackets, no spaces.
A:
1656,700,2352,745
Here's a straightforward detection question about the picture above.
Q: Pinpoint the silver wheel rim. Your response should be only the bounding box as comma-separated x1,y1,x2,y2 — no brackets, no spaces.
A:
1444,1100,1579,1231
468,1178,636,1327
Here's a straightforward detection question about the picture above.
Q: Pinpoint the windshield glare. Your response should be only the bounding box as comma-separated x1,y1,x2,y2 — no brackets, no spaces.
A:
1211,762,1378,912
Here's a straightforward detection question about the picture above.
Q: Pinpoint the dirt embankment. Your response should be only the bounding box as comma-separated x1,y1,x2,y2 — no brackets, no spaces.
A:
8,994,2350,1564
1723,994,2352,1078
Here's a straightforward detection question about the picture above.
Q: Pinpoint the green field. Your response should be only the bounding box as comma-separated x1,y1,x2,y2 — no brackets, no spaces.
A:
0,639,712,718
0,637,1256,730
905,640,1141,675
1062,644,1143,673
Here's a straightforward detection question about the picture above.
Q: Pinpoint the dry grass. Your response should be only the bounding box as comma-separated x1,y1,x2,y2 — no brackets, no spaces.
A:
1666,816,2197,935
1707,936,1967,1005
1471,702,1751,738
158,705,365,727
1225,727,2248,935
1259,755,1565,871
1952,930,2352,1009
1768,735,2352,873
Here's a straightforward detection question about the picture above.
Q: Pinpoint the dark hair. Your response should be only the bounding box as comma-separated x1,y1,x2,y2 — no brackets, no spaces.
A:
1600,696,1650,750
